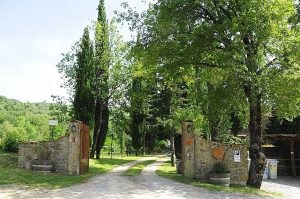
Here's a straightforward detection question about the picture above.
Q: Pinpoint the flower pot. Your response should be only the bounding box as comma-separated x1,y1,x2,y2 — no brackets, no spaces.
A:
209,172,231,187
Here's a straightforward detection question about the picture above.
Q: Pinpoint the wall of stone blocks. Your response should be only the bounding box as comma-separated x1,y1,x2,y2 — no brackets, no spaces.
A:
18,135,69,173
18,121,85,175
194,137,249,185
181,121,249,185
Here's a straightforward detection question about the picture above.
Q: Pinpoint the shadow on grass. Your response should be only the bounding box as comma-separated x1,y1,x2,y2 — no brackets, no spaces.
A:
0,151,141,189
156,161,283,198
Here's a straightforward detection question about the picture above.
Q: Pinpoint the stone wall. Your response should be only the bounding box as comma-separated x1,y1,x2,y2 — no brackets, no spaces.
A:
18,121,88,175
182,121,249,185
18,135,69,172
194,137,248,185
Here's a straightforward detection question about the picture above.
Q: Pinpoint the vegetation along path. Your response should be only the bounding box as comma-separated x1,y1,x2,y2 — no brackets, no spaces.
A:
0,157,275,199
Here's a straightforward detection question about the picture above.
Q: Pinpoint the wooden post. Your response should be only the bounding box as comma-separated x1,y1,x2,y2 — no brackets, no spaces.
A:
290,140,296,177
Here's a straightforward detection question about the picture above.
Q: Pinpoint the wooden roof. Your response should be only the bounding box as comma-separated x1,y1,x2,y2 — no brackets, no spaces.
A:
264,134,300,141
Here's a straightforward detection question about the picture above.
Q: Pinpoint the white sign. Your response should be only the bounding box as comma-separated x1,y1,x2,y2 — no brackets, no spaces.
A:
48,120,58,126
233,150,241,162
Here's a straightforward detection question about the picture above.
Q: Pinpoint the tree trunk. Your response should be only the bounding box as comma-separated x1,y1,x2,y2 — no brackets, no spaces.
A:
207,83,219,141
145,133,155,154
230,112,242,137
170,135,175,167
95,103,109,159
244,85,266,189
120,132,125,156
174,134,182,159
90,99,103,159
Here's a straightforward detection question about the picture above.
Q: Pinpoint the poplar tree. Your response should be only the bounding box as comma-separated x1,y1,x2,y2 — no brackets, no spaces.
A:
90,0,110,159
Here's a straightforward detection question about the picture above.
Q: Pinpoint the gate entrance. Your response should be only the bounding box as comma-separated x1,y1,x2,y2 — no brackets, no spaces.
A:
80,123,89,174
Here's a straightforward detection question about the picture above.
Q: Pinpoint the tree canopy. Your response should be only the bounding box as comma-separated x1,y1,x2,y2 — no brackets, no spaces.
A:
120,0,300,188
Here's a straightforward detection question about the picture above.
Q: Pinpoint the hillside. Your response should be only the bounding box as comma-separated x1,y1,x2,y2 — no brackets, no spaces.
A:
0,96,59,151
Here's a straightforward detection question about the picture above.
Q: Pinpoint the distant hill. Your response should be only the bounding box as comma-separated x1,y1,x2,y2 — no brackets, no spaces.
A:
0,96,54,151
0,96,51,116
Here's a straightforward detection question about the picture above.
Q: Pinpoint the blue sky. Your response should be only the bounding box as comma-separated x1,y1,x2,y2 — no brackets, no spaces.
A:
0,0,146,103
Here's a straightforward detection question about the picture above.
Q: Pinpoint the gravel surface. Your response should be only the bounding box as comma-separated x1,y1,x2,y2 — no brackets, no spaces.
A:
261,176,300,199
0,158,293,199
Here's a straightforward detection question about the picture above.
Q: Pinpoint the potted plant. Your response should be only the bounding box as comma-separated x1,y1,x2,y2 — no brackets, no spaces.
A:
209,162,231,186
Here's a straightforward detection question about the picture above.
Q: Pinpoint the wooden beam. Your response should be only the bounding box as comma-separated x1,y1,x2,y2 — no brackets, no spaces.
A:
264,134,300,141
290,140,297,177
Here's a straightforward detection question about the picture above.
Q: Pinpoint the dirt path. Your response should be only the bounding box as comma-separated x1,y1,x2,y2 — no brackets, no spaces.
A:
0,158,274,199
261,177,300,199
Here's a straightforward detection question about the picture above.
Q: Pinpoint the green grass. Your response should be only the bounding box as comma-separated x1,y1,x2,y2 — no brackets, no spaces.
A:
122,159,158,176
156,161,283,198
0,151,142,189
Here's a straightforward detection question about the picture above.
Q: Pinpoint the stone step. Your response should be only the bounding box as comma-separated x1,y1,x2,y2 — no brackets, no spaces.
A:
32,165,54,172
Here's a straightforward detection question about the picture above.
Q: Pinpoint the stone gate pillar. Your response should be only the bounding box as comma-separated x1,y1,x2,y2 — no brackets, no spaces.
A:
182,121,195,178
68,121,82,175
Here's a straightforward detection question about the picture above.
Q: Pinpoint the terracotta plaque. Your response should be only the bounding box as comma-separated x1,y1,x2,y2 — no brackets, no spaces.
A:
212,147,225,159
185,138,193,146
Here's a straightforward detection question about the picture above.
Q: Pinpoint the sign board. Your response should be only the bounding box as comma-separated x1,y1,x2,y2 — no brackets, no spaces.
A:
48,120,58,126
233,150,241,162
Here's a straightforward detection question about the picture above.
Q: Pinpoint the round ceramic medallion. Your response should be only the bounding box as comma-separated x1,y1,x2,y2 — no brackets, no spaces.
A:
212,147,225,159
185,138,193,146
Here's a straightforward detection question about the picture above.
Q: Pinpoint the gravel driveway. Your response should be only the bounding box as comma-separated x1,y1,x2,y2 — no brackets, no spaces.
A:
0,158,292,199
261,176,300,199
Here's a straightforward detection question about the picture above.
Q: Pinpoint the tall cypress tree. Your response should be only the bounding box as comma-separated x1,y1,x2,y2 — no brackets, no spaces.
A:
90,0,110,159
73,27,95,127
130,77,145,155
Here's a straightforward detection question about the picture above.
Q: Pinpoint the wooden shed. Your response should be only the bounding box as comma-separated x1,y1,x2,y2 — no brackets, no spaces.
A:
264,134,300,177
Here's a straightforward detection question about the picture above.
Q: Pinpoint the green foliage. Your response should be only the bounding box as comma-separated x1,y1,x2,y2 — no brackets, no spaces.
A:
266,112,300,134
1,129,23,152
73,27,95,127
217,133,249,145
56,5,130,157
49,95,71,139
212,162,230,173
0,96,53,151
154,140,167,149
119,0,300,187
129,75,146,152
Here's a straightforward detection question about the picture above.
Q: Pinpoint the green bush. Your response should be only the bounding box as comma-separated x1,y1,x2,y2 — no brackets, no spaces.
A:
155,140,167,148
2,129,22,152
212,162,230,173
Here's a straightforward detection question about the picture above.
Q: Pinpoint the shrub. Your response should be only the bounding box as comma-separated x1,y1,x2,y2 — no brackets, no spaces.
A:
212,162,230,173
2,129,22,152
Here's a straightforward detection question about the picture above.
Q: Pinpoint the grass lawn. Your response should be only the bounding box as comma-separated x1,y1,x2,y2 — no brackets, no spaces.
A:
122,158,158,176
0,151,142,189
156,161,283,198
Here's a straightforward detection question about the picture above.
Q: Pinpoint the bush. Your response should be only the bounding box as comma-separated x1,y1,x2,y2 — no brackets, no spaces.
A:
2,129,22,152
154,140,168,149
212,162,230,173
